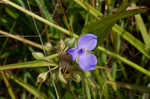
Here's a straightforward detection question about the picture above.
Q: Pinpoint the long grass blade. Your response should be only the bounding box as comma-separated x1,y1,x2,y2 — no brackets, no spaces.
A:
0,53,58,70
98,46,150,77
107,81,150,93
2,0,78,38
133,5,150,46
0,30,48,51
0,60,57,70
9,73,47,99
0,71,16,99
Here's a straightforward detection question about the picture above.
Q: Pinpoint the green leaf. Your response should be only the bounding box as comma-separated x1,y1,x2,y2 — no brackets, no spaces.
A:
82,8,147,35
5,7,19,19
82,8,147,45
62,92,74,99
134,10,150,46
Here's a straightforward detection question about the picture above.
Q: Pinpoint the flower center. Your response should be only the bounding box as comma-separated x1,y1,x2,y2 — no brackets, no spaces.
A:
78,48,85,55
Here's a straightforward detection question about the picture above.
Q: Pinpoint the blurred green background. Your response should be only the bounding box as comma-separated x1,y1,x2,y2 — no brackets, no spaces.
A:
0,0,150,99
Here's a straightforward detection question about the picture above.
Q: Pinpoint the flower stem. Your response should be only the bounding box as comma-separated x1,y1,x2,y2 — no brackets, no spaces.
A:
98,46,150,77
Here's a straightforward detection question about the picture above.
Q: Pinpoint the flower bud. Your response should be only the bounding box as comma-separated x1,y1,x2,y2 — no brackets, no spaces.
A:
58,68,67,84
37,71,48,83
59,40,65,51
73,73,81,83
32,52,44,60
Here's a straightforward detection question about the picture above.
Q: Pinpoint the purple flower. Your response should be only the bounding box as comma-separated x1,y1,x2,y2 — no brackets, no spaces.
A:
67,34,97,71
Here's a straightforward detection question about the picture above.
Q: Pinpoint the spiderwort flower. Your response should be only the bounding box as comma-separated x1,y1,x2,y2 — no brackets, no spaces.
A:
67,34,97,71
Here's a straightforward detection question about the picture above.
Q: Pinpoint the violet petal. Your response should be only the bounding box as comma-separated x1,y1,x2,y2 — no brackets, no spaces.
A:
78,53,97,71
78,34,97,51
67,48,78,61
